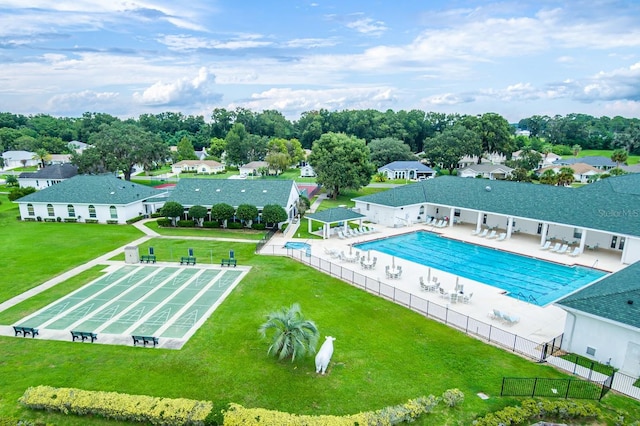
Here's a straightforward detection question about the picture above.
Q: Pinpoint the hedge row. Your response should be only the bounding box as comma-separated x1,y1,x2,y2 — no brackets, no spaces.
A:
222,394,442,425
19,386,213,426
157,218,265,230
471,398,600,426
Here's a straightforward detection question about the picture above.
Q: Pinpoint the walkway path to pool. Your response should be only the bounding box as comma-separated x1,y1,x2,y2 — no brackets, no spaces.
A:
266,221,625,344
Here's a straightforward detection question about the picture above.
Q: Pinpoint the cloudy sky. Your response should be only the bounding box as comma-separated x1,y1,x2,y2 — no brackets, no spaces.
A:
1,0,640,122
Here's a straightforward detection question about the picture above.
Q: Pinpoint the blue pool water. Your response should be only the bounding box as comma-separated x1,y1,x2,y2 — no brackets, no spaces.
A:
355,231,606,306
285,242,311,250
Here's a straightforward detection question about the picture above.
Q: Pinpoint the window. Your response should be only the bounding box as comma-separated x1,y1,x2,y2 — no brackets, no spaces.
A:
537,223,543,235
47,204,54,217
67,205,75,217
109,205,118,220
573,228,582,239
89,205,96,218
367,203,370,211
27,204,34,216
454,209,461,217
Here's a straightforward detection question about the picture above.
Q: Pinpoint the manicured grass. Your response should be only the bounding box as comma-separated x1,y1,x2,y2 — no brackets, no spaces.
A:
0,198,143,303
578,149,640,165
318,187,389,210
143,219,268,240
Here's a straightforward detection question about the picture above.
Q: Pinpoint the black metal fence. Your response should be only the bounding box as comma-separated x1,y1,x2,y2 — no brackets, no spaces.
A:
501,377,610,400
272,246,562,363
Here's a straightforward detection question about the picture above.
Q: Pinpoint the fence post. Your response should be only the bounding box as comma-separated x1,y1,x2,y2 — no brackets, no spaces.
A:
500,377,506,396
565,379,571,399
539,342,548,363
532,377,538,397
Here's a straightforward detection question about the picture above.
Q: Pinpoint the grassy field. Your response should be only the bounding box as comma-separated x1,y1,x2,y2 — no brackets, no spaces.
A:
1,195,640,424
578,149,640,165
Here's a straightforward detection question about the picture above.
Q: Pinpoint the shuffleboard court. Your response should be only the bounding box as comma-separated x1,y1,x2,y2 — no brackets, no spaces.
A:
14,263,248,349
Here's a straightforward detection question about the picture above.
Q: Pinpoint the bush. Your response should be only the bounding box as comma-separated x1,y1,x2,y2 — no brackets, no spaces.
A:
203,221,220,228
157,218,172,227
64,218,78,223
442,388,464,407
227,222,242,229
177,219,195,227
106,220,119,224
126,215,145,224
472,398,600,426
251,223,266,230
150,212,163,218
19,385,213,426
36,216,42,222
56,217,62,222
85,219,99,224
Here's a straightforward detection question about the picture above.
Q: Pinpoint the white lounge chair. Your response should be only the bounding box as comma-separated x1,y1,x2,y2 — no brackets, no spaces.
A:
503,314,520,325
477,229,489,238
338,230,346,239
549,242,561,252
471,228,482,235
486,230,497,239
438,287,450,299
425,217,435,225
556,244,569,254
496,233,507,241
568,247,582,257
540,241,551,250
490,309,503,320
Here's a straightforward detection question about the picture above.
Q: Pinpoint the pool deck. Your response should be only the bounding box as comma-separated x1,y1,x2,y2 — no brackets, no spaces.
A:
269,221,626,344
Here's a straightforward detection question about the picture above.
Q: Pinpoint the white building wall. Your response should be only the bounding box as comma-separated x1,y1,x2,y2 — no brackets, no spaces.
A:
622,238,640,264
563,311,640,375
19,201,145,224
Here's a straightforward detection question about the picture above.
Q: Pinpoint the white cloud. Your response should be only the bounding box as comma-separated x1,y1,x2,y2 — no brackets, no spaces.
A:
158,34,273,51
346,17,388,36
133,67,215,106
46,90,119,112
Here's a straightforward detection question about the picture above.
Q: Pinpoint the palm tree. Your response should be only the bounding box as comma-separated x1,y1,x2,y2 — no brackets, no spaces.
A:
556,167,575,186
611,149,628,169
258,303,319,362
539,169,557,185
571,144,582,158
33,149,50,168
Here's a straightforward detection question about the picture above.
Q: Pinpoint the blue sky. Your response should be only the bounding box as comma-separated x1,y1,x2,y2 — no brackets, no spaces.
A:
1,0,640,122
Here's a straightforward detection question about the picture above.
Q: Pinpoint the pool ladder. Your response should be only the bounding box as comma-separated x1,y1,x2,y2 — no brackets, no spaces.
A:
515,292,539,305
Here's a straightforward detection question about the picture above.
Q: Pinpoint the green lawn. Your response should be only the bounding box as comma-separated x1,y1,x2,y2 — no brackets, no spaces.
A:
144,219,268,240
578,149,640,165
1,194,640,424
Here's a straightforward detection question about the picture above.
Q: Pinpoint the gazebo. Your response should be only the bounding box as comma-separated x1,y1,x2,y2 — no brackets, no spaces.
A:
305,207,366,239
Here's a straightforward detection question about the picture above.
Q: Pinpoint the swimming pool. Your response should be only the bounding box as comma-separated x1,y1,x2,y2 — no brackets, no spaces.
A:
355,231,606,306
284,242,311,250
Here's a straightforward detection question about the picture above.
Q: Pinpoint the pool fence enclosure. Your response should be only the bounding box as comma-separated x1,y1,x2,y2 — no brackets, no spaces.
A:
262,244,640,402
500,376,611,401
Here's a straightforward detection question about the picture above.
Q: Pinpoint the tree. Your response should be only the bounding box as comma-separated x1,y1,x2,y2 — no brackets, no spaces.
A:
208,137,226,160
368,137,415,169
236,204,258,227
71,146,110,175
539,169,557,185
571,144,582,158
611,149,628,168
460,113,514,157
175,137,197,161
33,148,50,168
210,203,235,227
80,122,169,180
296,196,310,217
265,151,289,175
188,205,208,227
261,204,288,227
161,201,184,226
556,167,575,186
308,132,374,199
422,125,482,174
5,174,18,186
224,123,250,166
258,303,319,362
8,186,36,201
509,168,532,182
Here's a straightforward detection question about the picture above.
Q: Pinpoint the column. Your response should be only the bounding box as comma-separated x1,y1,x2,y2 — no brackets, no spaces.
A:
506,217,513,238
579,229,587,251
540,223,549,246
449,207,455,227
475,211,482,233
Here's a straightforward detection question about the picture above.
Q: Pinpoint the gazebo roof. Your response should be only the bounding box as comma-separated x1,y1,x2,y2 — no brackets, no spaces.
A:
306,207,365,224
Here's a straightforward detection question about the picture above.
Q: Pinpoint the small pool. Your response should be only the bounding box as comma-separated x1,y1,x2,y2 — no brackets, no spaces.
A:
284,242,311,250
355,231,607,306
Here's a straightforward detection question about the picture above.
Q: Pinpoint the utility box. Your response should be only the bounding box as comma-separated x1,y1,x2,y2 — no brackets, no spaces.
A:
125,246,140,264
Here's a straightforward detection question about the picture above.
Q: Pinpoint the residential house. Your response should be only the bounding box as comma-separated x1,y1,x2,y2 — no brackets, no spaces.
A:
352,174,640,265
537,163,602,184
300,163,316,177
378,161,435,180
239,161,270,176
16,174,167,223
171,160,225,175
553,156,616,171
556,261,640,376
1,150,38,169
458,152,507,168
18,164,78,190
621,164,640,174
458,164,514,179
67,141,88,153
47,154,72,165
512,149,560,167
168,178,301,223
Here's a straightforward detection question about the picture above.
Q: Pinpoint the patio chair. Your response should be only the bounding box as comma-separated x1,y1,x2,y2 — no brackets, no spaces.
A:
419,276,428,291
539,241,551,250
489,309,504,320
462,292,473,304
471,228,482,235
426,282,440,292
568,247,582,257
548,242,561,252
502,314,520,325
556,244,569,254
477,229,489,238
496,233,507,241
486,230,497,239
438,287,450,299
425,217,435,225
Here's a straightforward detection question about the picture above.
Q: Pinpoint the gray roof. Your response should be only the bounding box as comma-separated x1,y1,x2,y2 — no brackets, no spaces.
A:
306,207,366,223
620,164,640,173
2,150,35,160
556,262,640,329
354,174,640,237
168,179,298,208
378,161,434,172
19,164,78,179
16,174,164,205
553,156,616,167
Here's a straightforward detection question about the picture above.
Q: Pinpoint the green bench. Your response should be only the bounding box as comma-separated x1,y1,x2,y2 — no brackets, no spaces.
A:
180,256,196,265
140,254,156,263
221,258,237,267
132,335,159,347
71,330,97,343
13,326,39,338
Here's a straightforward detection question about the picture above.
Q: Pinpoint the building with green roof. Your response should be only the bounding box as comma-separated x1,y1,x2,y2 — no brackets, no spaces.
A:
16,174,167,224
556,261,640,376
167,178,301,222
354,174,640,264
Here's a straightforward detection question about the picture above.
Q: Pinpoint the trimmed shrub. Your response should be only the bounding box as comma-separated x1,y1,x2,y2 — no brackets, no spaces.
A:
157,218,172,227
251,222,266,230
64,218,78,223
150,212,163,218
19,385,213,426
126,215,145,224
56,217,62,222
472,398,600,426
203,221,220,228
442,388,464,407
36,216,42,222
106,220,119,224
85,219,99,224
227,222,242,229
177,219,195,227
43,218,56,222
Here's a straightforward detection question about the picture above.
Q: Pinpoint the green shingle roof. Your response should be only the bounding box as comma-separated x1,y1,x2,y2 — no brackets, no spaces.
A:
354,174,640,237
17,174,164,205
168,179,297,208
556,262,640,329
306,207,365,223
